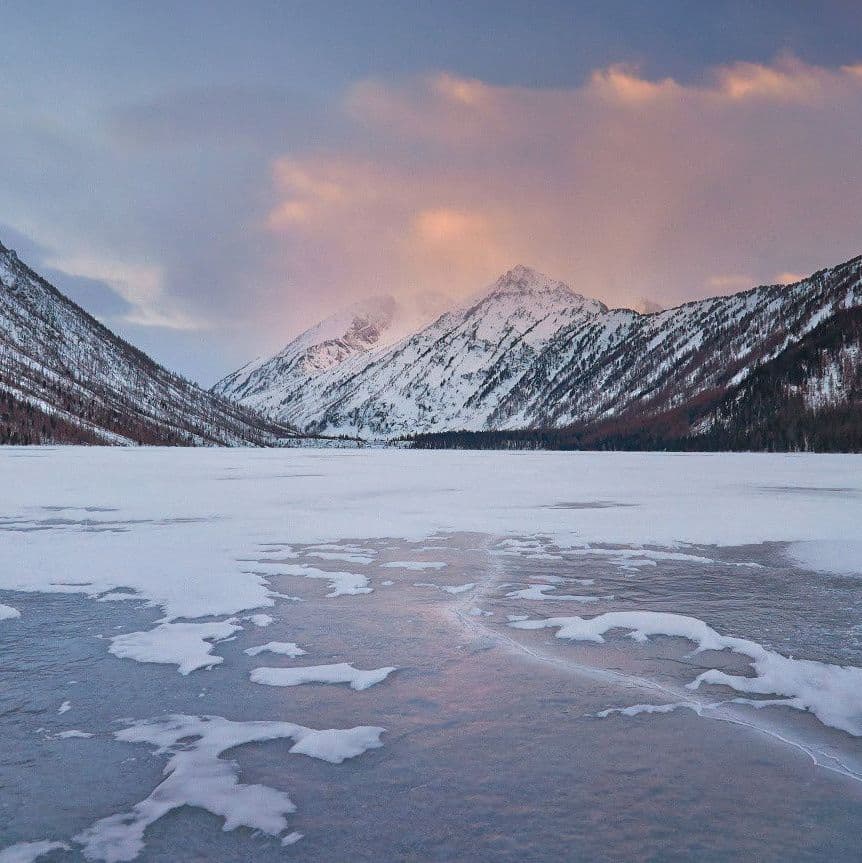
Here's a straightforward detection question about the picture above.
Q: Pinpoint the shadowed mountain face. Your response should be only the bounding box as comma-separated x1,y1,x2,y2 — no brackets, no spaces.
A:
217,258,862,442
0,240,297,446
412,306,862,453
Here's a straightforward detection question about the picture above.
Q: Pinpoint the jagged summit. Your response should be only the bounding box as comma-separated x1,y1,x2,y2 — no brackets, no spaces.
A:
213,293,409,407
486,264,573,296
277,294,397,359
492,264,562,291
477,265,607,314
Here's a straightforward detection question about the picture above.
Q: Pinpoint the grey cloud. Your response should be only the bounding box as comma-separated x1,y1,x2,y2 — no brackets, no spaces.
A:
107,85,339,151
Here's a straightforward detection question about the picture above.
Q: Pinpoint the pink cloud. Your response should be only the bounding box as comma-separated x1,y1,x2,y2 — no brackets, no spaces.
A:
262,57,862,332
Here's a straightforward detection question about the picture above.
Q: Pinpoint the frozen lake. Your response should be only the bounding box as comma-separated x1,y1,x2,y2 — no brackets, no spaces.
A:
1,448,861,861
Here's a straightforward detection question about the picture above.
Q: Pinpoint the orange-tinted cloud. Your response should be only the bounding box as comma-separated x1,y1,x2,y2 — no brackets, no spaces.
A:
264,58,862,326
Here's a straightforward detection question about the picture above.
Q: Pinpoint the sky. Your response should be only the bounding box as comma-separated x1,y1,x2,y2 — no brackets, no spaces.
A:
2,1,862,385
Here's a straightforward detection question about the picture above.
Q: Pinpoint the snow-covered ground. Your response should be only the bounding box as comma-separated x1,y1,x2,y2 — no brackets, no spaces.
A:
1,447,861,861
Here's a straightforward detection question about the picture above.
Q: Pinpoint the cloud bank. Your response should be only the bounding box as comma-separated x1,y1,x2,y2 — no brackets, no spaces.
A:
267,57,862,317
3,55,862,381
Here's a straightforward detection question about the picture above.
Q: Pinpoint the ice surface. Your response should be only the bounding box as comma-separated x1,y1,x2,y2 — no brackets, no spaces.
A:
512,611,862,736
244,641,306,658
307,551,376,564
72,714,384,862
109,620,241,675
381,561,447,571
250,663,397,691
0,840,70,862
415,581,476,595
2,449,862,860
786,540,862,576
0,603,20,620
1,450,860,627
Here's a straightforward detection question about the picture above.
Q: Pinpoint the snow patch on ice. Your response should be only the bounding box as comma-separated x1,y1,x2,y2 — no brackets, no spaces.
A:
244,641,306,658
596,701,718,718
57,701,71,714
244,613,274,627
250,663,396,691
72,714,384,862
0,603,21,620
786,540,862,577
281,831,303,846
0,840,70,863
109,620,241,675
55,730,93,739
505,584,603,602
511,611,862,736
258,563,371,597
307,552,375,564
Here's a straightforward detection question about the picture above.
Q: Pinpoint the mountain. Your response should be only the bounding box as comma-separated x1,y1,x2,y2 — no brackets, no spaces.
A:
217,265,607,434
0,240,297,445
214,295,401,416
218,258,862,442
413,305,862,452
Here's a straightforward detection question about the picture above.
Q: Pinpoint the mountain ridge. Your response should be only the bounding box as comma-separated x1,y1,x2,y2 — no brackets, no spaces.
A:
217,256,862,440
0,239,298,446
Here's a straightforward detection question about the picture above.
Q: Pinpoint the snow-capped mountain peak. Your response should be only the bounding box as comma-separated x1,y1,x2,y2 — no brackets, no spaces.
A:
213,293,409,410
473,264,604,311
217,264,611,429
286,295,397,357
487,264,571,297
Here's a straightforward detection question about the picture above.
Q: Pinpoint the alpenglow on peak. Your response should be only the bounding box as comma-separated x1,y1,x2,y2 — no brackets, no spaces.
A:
481,264,606,312
491,264,568,293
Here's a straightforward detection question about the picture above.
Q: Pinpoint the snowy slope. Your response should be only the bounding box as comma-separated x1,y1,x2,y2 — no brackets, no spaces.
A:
0,239,297,445
214,295,401,416
219,257,862,439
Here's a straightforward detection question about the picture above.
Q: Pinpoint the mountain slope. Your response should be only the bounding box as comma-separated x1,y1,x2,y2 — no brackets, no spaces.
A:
220,257,862,440
214,295,400,416
0,240,297,445
411,305,862,452
492,255,862,430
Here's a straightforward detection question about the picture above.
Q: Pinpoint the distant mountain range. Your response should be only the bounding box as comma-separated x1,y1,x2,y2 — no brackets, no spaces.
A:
0,239,296,445
2,234,860,450
216,259,862,450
